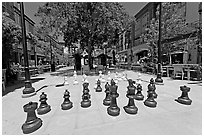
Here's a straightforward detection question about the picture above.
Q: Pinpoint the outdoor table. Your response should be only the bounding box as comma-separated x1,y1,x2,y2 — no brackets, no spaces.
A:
172,64,199,80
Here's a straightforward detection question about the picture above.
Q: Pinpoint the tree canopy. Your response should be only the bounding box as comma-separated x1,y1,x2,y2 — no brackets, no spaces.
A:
35,2,131,49
2,12,22,69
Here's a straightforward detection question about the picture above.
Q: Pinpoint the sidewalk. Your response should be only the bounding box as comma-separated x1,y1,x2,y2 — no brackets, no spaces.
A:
2,69,202,135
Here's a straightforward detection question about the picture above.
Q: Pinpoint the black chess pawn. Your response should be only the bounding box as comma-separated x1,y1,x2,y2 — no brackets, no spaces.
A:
144,89,157,108
81,82,91,108
37,92,51,115
22,102,42,134
175,85,192,105
95,79,102,92
123,79,138,114
61,89,73,110
135,83,144,100
107,79,120,116
147,78,157,99
103,82,111,106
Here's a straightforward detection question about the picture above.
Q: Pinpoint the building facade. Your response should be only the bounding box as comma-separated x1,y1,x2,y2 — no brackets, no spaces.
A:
117,2,201,66
3,2,36,66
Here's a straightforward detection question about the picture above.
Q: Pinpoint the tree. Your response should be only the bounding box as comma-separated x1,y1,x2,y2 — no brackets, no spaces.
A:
2,12,22,69
35,2,131,69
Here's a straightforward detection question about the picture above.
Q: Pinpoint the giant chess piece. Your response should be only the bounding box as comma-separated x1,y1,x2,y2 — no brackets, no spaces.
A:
135,83,144,100
114,72,119,85
94,79,98,89
64,74,69,85
81,82,91,108
22,102,42,134
103,82,111,106
122,72,127,81
101,74,106,83
61,89,73,110
137,72,142,85
107,71,111,81
175,85,192,105
95,79,102,92
73,71,79,85
123,79,138,114
147,78,157,99
144,79,157,108
107,79,120,116
82,74,88,83
117,73,122,81
37,92,51,115
99,70,103,81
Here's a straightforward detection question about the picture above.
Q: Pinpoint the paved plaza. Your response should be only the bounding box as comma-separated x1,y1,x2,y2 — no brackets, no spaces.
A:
2,67,202,135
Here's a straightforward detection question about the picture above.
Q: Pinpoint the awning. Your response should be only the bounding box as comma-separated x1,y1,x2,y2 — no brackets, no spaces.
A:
97,53,112,59
170,50,188,55
132,43,150,55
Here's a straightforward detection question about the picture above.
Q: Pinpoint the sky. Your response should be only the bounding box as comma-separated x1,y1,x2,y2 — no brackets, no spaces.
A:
24,2,147,25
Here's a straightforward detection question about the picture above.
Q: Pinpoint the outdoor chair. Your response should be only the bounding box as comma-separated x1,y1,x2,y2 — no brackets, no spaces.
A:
173,65,187,80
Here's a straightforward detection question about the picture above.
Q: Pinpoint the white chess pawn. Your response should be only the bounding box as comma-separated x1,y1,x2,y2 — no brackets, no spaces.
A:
82,74,85,82
114,72,118,83
82,74,88,83
64,75,69,85
107,71,111,81
137,73,142,84
122,72,126,81
73,74,78,85
94,79,98,89
84,75,88,83
117,73,122,81
101,74,106,83
115,78,118,85
99,70,102,81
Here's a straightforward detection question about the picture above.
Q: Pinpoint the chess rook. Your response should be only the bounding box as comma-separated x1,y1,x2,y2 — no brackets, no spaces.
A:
37,92,51,115
61,89,73,110
123,79,138,114
22,102,42,134
175,85,192,105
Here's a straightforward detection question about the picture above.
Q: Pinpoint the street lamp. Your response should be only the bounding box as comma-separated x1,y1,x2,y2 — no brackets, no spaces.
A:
155,2,163,84
20,2,36,97
46,6,55,72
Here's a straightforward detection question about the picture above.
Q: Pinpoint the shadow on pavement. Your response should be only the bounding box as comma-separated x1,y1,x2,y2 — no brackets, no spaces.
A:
3,77,45,97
